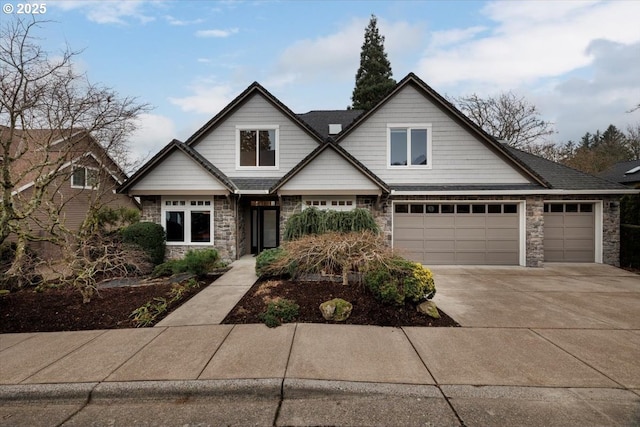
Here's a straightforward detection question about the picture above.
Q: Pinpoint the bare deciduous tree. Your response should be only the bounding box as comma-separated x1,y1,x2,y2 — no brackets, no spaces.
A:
1,17,148,279
452,92,555,150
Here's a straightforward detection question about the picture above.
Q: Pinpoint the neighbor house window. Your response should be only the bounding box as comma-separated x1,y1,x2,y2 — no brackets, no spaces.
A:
237,126,278,169
388,124,432,168
71,166,99,189
162,198,213,244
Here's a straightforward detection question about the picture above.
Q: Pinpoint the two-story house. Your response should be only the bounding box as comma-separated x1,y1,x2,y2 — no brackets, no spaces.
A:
119,73,636,267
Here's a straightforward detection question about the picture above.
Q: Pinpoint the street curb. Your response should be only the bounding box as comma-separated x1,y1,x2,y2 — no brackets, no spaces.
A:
0,383,97,403
283,379,444,399
91,379,282,402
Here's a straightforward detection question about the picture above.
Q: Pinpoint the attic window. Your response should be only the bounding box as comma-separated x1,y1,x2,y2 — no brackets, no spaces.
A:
237,126,279,169
625,166,640,175
387,124,432,168
71,166,98,189
328,124,342,135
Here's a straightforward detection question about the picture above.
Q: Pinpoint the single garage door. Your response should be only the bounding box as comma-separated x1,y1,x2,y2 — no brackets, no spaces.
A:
544,203,595,262
393,202,520,265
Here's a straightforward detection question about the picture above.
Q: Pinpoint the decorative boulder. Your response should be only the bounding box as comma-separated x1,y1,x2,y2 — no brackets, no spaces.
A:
319,298,353,321
417,300,440,319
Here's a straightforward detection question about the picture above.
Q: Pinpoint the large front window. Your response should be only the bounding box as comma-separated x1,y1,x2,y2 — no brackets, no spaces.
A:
388,124,432,168
237,126,278,168
162,198,213,244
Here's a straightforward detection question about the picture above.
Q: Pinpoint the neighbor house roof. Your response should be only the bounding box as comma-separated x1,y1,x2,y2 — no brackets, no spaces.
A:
598,159,640,186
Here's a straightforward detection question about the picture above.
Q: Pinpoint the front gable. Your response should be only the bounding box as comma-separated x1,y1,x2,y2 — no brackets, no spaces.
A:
126,148,230,195
277,147,382,195
339,83,535,186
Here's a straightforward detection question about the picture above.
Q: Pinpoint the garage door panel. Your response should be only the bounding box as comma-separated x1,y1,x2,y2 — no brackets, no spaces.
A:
393,203,521,265
543,203,595,262
486,217,519,228
486,228,519,239
455,217,486,228
456,240,487,251
424,229,455,239
424,240,455,250
455,228,486,239
394,228,425,240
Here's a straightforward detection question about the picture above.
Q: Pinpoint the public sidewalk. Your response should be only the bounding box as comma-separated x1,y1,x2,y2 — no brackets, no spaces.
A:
1,261,639,426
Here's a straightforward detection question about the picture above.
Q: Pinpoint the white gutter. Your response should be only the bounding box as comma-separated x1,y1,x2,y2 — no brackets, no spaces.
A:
390,189,640,196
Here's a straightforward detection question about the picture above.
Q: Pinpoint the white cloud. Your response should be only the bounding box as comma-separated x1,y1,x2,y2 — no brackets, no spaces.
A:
196,28,239,38
128,113,177,164
168,79,237,115
165,15,204,26
49,0,156,25
271,17,423,88
418,1,640,89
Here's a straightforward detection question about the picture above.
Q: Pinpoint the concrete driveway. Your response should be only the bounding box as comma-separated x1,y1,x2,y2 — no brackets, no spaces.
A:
431,263,640,330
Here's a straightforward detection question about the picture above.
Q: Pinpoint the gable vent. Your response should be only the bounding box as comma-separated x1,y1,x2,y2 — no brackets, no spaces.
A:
328,124,342,135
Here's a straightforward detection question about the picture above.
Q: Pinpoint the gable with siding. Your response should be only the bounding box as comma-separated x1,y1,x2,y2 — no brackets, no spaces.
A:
277,148,382,195
339,84,533,185
193,93,321,179
127,149,229,195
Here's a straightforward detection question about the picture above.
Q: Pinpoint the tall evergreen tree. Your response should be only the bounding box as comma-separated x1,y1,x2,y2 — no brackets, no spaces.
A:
351,15,396,111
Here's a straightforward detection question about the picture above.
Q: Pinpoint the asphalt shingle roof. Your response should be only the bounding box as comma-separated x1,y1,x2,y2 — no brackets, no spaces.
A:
297,110,363,139
506,147,629,191
598,160,640,185
231,178,280,191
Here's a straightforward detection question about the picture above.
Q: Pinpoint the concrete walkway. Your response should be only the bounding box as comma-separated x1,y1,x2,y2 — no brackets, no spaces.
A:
1,262,639,426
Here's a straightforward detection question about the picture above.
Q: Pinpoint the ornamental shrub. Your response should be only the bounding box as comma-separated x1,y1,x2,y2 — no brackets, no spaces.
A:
259,298,299,328
153,249,221,277
255,247,290,277
121,222,166,265
283,207,378,240
364,257,436,306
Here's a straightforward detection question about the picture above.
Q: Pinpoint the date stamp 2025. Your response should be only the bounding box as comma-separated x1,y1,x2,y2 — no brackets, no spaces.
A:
3,3,47,14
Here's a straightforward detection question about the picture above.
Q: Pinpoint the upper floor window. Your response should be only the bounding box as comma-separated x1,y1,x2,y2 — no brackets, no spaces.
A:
388,124,432,168
71,166,99,189
237,126,278,169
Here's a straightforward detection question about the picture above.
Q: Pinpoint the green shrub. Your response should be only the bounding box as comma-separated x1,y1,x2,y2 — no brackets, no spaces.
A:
255,247,289,277
284,207,378,240
259,298,299,327
153,249,221,277
364,257,436,306
621,224,640,268
121,222,166,265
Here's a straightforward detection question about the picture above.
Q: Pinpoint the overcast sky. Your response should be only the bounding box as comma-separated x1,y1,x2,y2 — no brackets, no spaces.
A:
16,0,640,163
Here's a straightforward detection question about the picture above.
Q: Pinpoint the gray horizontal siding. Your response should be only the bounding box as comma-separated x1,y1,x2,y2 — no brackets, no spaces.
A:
280,148,379,191
194,94,319,178
341,85,531,185
130,150,227,191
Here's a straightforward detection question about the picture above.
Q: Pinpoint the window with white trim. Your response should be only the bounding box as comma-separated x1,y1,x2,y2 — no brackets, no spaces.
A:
71,166,99,189
388,124,432,168
302,197,356,212
162,197,214,244
237,126,278,169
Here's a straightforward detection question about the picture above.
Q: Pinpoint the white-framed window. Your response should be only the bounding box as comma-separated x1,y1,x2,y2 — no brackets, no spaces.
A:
71,166,99,189
387,124,432,168
302,196,356,212
161,197,214,245
236,125,279,170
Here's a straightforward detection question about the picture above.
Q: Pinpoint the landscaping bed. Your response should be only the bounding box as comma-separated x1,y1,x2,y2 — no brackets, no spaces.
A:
223,278,459,327
0,276,218,333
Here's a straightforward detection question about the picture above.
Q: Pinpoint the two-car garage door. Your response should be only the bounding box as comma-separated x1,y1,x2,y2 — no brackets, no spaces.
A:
393,202,521,265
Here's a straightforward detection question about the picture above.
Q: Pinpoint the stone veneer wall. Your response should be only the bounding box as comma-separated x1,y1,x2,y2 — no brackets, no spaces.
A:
139,195,237,264
279,196,303,242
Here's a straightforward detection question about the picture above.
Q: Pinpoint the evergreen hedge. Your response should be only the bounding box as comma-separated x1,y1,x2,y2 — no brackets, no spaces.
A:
283,207,378,240
121,222,166,265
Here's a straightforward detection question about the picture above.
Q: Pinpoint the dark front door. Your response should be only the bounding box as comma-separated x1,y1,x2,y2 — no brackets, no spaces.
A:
251,207,280,253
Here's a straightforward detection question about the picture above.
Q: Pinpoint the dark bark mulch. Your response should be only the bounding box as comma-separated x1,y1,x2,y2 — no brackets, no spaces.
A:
223,278,460,327
0,277,216,333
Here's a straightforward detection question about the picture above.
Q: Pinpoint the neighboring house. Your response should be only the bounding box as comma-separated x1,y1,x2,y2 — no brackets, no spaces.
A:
599,160,640,188
119,73,637,267
1,126,138,255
